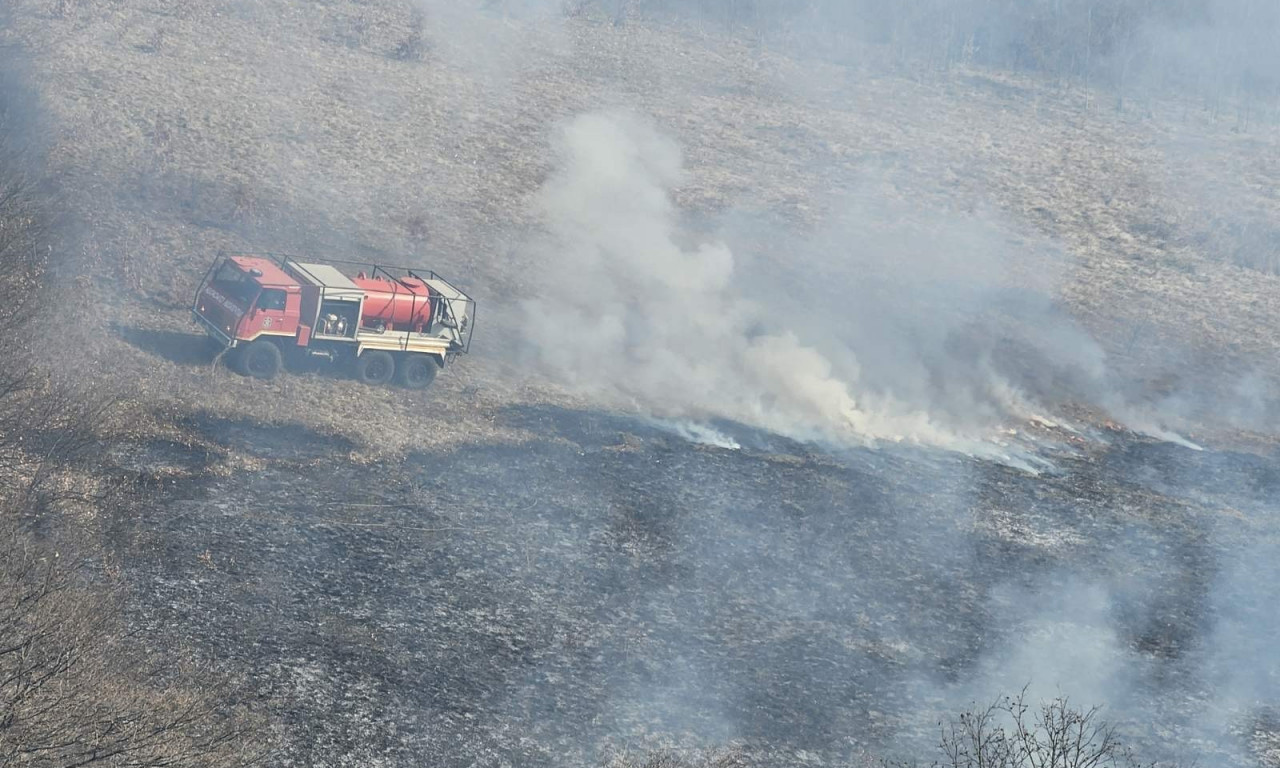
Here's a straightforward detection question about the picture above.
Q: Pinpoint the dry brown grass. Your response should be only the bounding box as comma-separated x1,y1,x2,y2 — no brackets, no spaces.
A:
0,60,268,761
1,0,1278,452
601,746,884,768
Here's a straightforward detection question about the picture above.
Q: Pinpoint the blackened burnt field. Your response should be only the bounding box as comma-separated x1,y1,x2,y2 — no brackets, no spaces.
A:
112,405,1279,767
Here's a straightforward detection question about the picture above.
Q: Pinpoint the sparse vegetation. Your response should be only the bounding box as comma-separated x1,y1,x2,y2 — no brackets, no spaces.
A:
886,690,1168,768
606,694,1171,768
0,54,267,768
0,523,263,768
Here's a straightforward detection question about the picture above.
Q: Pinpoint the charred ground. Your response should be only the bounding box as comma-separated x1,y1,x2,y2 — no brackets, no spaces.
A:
101,405,1276,766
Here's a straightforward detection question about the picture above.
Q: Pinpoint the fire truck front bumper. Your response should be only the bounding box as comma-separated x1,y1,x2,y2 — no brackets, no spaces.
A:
192,310,238,349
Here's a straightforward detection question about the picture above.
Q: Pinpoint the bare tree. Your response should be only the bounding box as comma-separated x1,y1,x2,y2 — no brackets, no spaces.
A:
0,50,269,768
887,688,1166,768
0,524,264,768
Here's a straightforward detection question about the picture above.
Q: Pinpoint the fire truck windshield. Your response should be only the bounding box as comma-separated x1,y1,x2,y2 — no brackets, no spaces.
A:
211,261,260,306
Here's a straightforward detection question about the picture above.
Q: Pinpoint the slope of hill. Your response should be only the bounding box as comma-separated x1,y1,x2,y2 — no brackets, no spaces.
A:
2,1,1280,766
3,0,1280,451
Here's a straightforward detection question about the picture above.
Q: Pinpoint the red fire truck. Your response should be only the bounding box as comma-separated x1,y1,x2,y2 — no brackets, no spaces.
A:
192,253,474,388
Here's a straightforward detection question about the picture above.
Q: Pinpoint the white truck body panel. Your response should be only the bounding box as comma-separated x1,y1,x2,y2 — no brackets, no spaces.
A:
290,261,365,301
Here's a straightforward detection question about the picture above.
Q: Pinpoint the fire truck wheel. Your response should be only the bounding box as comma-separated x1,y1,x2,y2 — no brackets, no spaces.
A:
225,346,247,375
355,350,396,386
397,354,438,390
241,340,282,380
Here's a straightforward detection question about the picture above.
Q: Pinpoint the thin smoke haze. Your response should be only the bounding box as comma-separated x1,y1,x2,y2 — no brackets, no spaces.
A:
519,111,1200,457
521,111,975,449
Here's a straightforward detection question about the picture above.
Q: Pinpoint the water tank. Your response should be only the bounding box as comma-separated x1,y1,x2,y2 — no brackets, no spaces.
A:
353,275,433,331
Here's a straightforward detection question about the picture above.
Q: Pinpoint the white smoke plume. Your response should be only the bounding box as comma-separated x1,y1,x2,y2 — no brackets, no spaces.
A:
518,110,1226,457
521,111,984,450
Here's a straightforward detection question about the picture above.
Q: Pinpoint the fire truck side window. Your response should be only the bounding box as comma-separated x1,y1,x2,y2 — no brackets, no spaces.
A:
258,289,287,312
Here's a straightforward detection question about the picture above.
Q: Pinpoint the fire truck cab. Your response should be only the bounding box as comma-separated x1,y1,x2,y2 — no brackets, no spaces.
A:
192,253,474,388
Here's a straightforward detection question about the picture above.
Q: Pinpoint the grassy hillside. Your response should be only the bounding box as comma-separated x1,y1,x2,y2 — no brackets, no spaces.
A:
3,4,1280,765
2,0,1279,446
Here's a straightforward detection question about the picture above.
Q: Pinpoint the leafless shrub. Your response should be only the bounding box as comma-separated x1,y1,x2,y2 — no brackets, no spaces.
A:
0,63,270,768
887,688,1168,768
0,295,265,768
0,522,265,768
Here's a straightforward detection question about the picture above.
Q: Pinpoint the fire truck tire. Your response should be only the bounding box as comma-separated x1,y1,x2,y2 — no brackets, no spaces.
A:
397,354,438,390
225,346,247,375
241,340,282,380
355,350,395,386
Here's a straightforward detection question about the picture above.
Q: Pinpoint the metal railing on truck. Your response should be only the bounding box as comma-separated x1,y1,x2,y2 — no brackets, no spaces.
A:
209,251,477,354
193,251,302,346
